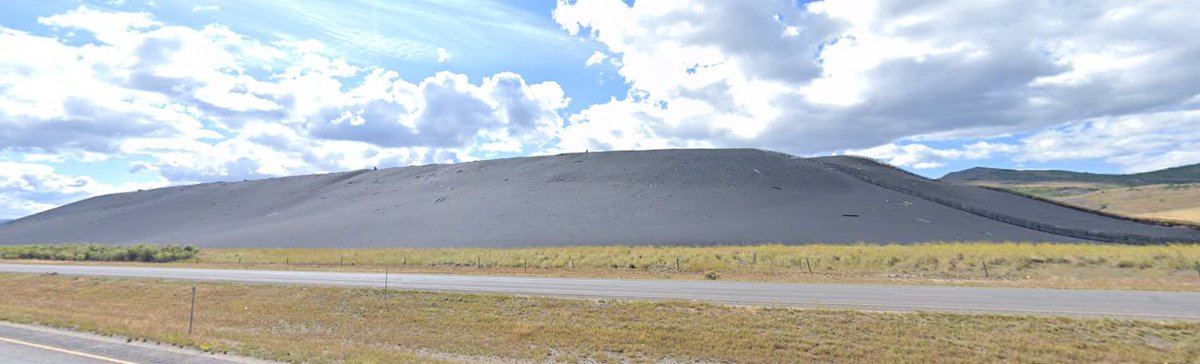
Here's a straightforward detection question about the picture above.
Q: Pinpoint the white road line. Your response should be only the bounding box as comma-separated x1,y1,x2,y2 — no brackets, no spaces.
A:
0,336,138,364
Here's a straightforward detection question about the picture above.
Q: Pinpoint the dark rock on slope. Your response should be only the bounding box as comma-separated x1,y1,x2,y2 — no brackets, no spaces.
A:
2,149,1198,247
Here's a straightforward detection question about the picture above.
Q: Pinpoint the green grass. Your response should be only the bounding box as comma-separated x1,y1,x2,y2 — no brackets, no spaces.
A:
1,273,1197,363
0,244,199,263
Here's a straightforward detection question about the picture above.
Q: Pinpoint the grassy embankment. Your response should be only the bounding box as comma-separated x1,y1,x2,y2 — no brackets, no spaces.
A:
1,273,1197,363
6,242,1200,291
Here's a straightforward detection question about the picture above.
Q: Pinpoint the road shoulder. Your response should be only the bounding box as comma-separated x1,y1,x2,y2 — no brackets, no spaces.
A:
0,321,272,364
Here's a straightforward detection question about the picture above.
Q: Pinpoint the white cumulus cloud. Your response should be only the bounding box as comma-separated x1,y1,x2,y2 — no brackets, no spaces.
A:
0,6,572,217
552,0,1200,163
0,161,167,218
584,51,607,66
436,47,451,63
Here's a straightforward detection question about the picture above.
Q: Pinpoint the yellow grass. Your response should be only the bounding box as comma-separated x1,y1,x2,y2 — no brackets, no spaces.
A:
145,242,1200,291
8,242,1200,291
971,181,1118,198
1139,207,1200,225
1058,183,1200,224
200,242,1200,270
1,273,1198,363
970,181,1200,224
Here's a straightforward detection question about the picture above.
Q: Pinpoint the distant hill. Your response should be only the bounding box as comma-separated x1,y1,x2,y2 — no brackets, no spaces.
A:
941,163,1200,225
0,219,10,225
940,163,1200,186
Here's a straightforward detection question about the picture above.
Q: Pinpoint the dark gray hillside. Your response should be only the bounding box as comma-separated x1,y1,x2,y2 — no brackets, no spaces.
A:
2,149,1196,247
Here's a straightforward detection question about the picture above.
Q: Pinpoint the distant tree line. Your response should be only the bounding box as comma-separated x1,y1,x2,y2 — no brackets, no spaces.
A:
0,244,199,263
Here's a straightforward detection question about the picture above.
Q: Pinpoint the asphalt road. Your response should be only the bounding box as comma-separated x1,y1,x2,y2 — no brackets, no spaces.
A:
0,321,269,364
2,263,1198,321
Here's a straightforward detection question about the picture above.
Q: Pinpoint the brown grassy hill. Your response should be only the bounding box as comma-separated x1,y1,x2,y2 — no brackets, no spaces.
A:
1058,184,1200,224
943,180,1200,225
941,163,1200,186
941,163,1200,225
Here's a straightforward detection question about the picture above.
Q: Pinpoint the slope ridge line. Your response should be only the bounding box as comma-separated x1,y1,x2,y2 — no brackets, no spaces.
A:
810,157,1199,244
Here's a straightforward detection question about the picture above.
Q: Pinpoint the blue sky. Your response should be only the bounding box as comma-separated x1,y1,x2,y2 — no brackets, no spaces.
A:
1,0,1198,219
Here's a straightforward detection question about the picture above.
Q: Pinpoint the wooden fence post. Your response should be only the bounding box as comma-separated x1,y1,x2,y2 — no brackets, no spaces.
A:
188,285,196,335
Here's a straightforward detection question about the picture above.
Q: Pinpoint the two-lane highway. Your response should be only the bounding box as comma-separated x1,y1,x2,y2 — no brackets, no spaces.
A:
1,263,1198,320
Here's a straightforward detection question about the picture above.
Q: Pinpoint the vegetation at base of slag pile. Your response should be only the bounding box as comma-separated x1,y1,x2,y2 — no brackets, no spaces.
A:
0,244,199,263
207,243,1200,275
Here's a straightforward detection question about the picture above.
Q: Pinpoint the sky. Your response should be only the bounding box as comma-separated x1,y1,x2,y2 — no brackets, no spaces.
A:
1,0,1199,220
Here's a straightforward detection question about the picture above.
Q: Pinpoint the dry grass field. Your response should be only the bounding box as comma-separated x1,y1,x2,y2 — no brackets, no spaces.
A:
7,242,1200,291
1140,207,1200,225
1,273,1198,363
1060,184,1200,213
979,182,1200,224
199,243,1200,291
970,181,1120,198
